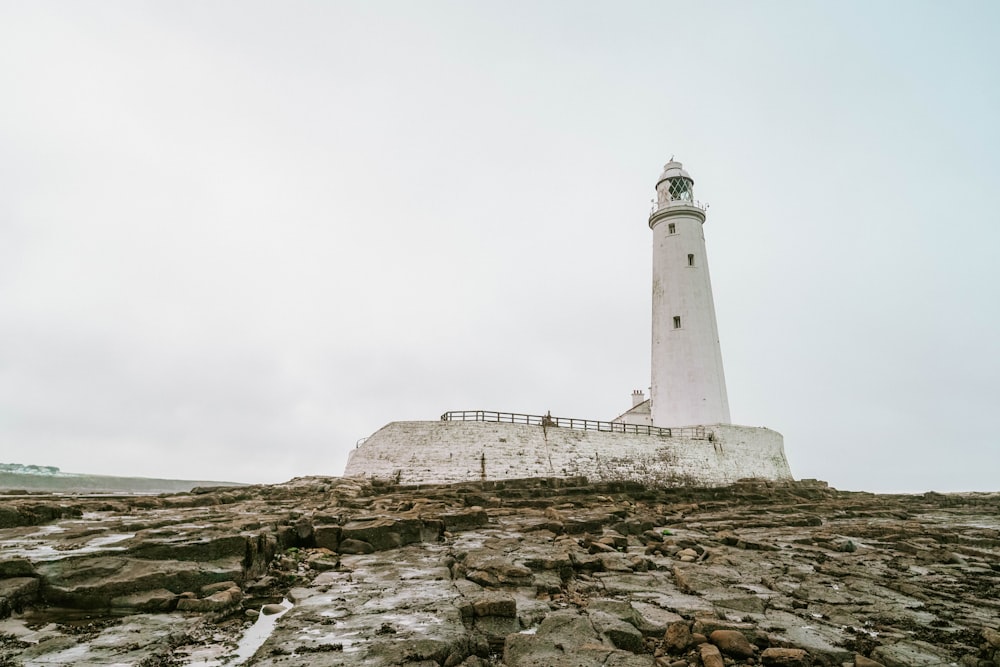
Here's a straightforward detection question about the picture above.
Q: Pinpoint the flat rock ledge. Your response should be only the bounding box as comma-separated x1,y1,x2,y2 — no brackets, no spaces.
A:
0,477,998,666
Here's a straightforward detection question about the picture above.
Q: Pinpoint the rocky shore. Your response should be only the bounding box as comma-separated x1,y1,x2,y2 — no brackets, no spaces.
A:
1,477,998,666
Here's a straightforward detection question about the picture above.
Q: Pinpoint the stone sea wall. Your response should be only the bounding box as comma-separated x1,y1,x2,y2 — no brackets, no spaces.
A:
344,421,792,486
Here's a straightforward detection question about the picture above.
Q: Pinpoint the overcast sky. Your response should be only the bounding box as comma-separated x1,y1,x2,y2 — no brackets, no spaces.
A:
1,1,998,492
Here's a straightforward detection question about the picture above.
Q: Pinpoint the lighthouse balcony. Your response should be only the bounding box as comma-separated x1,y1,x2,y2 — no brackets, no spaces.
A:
649,198,707,215
648,199,708,228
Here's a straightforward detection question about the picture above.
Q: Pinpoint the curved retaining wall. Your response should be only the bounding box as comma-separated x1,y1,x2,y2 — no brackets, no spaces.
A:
344,421,792,487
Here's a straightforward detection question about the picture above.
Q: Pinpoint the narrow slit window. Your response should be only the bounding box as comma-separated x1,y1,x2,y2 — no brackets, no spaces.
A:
688,254,695,266
668,223,676,234
673,316,681,329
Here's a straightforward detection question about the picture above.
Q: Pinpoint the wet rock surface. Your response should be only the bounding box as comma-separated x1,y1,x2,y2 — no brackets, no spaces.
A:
0,477,998,666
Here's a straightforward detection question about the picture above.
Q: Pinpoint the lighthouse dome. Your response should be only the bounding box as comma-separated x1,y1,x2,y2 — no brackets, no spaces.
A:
655,160,693,188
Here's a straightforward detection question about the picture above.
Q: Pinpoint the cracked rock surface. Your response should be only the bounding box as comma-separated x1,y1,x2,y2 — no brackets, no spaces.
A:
0,477,998,666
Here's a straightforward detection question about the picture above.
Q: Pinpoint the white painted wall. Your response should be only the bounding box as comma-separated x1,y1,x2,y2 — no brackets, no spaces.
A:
649,164,731,427
344,420,791,487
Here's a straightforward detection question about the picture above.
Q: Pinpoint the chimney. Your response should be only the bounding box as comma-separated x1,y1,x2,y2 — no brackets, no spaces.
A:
631,389,645,407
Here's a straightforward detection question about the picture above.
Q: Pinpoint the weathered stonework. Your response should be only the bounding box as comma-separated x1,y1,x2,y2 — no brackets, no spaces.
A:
344,421,792,486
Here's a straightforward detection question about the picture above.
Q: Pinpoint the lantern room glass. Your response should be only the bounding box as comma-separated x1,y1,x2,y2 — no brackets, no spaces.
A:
668,177,693,202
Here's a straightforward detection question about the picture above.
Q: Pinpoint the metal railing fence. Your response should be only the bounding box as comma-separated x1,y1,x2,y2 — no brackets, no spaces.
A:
439,410,709,439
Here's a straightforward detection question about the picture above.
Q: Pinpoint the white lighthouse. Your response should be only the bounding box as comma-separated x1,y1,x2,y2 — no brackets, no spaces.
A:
347,156,794,486
648,160,731,427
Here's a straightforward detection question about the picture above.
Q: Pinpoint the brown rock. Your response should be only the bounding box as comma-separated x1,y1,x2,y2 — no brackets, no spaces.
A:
498,563,533,581
110,588,177,612
761,647,810,666
201,580,239,595
313,525,342,551
983,627,1000,649
261,603,286,615
710,629,755,659
439,507,488,532
0,558,36,578
589,610,644,653
466,569,500,587
589,540,617,553
472,592,516,618
664,620,692,653
855,655,885,667
701,643,725,667
677,548,699,562
0,577,39,604
341,516,423,551
338,538,375,554
175,588,240,613
307,554,339,571
600,531,628,549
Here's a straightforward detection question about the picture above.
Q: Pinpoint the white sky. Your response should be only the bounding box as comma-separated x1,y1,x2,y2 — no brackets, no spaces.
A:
1,1,998,492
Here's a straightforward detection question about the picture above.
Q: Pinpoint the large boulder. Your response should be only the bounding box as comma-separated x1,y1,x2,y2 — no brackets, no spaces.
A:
438,507,488,532
175,586,241,613
761,648,810,667
664,620,692,653
313,525,342,551
128,534,248,561
341,516,423,551
0,577,40,617
503,610,603,667
110,589,178,613
589,610,645,653
700,643,725,667
0,558,36,578
710,629,755,658
471,592,516,618
35,556,243,609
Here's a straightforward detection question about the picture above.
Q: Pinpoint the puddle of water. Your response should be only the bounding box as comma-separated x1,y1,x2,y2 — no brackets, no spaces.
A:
376,611,445,633
916,513,1000,530
85,533,134,548
230,599,293,665
0,540,59,560
0,533,134,561
183,599,293,667
27,642,92,664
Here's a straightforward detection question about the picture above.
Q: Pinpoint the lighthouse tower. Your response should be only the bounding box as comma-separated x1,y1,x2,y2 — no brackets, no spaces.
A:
649,160,731,427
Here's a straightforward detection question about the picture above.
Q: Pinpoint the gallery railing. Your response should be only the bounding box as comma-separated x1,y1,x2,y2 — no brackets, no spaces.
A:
439,410,706,438
649,198,708,215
